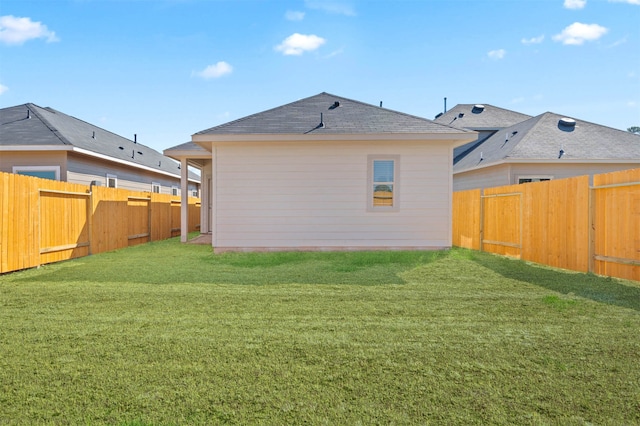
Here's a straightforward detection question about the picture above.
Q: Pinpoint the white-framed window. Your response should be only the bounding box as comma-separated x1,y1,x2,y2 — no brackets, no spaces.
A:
13,166,60,181
171,186,179,196
517,175,553,184
367,155,400,211
106,174,117,188
152,182,161,193
192,189,199,197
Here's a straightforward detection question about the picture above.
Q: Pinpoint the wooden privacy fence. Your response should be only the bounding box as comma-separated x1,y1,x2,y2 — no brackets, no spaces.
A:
453,168,640,282
0,171,201,274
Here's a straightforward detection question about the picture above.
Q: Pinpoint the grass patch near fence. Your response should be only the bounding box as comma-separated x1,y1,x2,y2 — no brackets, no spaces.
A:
1,239,639,425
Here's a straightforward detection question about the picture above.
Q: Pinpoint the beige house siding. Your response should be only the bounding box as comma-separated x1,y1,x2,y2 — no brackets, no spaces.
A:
67,153,178,193
509,163,640,185
0,151,68,180
1,150,198,195
454,162,640,190
453,164,511,191
211,140,453,251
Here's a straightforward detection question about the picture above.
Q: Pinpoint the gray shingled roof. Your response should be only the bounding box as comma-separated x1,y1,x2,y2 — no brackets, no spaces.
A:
434,104,532,130
195,92,473,136
1,103,195,179
454,112,640,172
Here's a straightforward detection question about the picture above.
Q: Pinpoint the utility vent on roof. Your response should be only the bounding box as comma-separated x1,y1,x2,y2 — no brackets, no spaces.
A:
559,117,576,127
472,104,485,113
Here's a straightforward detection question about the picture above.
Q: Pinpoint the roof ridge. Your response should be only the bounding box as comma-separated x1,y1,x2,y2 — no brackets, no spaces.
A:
196,92,473,135
26,103,73,146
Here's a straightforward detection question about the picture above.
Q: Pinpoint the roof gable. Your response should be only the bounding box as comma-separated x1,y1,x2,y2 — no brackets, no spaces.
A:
454,112,640,172
195,92,471,136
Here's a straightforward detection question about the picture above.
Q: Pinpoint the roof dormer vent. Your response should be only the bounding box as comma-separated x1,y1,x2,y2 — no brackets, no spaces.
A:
559,117,576,127
472,104,485,113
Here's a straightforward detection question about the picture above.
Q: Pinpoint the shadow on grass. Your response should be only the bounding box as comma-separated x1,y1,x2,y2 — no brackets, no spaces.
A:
9,241,447,286
468,249,640,312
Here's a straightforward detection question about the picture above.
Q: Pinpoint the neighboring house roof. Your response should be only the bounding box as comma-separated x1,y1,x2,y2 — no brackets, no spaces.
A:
194,92,475,138
435,104,533,164
454,112,640,173
1,103,199,181
434,104,533,130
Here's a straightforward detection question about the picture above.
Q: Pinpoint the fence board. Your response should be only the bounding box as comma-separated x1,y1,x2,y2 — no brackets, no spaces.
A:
452,189,480,250
483,185,522,258
0,171,201,274
592,169,640,281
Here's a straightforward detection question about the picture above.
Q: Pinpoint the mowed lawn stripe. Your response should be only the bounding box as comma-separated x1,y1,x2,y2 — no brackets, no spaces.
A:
1,238,639,424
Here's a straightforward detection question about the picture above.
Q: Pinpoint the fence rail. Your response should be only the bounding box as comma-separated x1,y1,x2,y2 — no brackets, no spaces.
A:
453,168,639,282
0,172,200,274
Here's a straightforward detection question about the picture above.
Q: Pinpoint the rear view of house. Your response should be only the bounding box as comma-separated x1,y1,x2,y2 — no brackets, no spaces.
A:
166,92,476,252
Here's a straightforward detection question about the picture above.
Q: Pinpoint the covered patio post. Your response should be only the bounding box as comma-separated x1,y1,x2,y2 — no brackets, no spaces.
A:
180,157,188,243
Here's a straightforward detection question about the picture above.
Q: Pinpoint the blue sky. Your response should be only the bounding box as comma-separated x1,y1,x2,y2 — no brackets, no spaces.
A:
1,0,639,153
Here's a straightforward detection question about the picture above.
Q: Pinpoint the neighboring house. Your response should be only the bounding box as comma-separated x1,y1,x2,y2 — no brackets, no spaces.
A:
0,103,200,195
435,104,640,190
165,92,476,252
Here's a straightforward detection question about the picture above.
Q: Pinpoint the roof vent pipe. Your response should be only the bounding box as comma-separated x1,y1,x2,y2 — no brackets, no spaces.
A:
380,101,383,108
444,97,447,113
92,131,96,139
27,109,31,119
134,134,137,143
559,117,576,127
320,112,325,128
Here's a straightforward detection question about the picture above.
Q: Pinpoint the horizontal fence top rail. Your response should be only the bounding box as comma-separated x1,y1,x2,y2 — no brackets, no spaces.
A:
591,181,640,190
39,189,90,197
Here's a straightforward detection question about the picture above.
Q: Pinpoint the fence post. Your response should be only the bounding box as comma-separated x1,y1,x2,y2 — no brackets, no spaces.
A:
479,188,484,253
588,186,595,274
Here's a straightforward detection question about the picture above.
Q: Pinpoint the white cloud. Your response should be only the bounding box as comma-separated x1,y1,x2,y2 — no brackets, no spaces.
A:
607,37,627,48
304,1,356,16
521,35,545,45
275,33,326,55
608,0,640,5
324,48,344,58
194,61,233,79
285,10,305,21
488,49,506,59
0,15,58,45
0,83,8,95
553,22,608,45
564,0,587,9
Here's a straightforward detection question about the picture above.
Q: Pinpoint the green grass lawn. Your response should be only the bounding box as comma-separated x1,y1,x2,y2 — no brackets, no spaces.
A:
1,238,639,425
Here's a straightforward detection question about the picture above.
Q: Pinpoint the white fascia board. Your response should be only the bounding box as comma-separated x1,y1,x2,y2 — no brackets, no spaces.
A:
163,149,213,160
193,132,477,144
71,147,183,179
0,145,73,152
454,158,640,174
